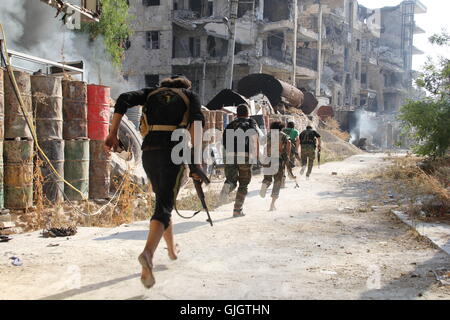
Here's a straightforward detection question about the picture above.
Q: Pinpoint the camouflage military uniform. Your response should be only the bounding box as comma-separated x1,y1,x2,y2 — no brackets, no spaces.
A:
220,117,259,214
299,128,321,178
300,144,316,177
261,131,289,199
221,158,253,211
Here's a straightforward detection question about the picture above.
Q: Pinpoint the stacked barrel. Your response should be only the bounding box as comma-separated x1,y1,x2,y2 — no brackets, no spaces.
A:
87,85,111,199
62,80,89,201
3,69,34,209
31,75,64,203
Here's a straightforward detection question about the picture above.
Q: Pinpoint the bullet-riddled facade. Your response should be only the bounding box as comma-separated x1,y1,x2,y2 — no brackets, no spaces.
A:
123,0,426,148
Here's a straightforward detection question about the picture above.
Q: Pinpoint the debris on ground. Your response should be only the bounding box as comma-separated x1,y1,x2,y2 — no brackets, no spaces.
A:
431,268,450,286
10,257,23,267
0,235,12,243
42,226,77,238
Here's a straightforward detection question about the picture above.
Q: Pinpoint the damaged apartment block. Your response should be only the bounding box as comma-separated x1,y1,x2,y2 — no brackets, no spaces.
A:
123,0,426,148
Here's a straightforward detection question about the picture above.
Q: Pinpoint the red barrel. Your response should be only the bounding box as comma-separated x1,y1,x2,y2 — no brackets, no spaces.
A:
87,85,110,141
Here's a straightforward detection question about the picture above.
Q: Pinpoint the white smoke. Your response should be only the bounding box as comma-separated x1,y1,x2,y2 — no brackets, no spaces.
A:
350,110,379,146
0,0,137,98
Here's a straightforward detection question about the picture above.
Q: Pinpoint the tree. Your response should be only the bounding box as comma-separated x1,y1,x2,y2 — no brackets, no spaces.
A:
399,31,450,158
81,0,133,68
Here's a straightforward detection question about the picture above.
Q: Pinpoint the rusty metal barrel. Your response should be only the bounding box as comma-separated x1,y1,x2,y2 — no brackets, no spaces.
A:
64,140,89,201
89,140,111,199
31,75,63,140
39,140,64,203
62,80,88,140
3,69,33,139
87,85,111,141
4,140,34,209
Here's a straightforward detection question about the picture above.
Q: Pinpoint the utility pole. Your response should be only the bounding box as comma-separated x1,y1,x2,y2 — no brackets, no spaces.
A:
226,0,239,89
292,0,298,86
315,2,323,97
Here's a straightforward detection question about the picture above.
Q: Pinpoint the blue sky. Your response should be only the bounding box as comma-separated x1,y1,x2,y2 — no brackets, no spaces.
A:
358,0,450,71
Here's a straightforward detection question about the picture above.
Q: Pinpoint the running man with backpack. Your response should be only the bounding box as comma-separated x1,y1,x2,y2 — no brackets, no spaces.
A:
299,125,322,180
105,75,205,289
219,104,259,217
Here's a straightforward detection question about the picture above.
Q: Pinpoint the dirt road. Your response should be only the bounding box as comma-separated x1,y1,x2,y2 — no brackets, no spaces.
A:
1,153,449,300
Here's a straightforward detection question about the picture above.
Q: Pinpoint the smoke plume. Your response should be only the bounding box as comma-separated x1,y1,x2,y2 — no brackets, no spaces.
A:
0,0,136,98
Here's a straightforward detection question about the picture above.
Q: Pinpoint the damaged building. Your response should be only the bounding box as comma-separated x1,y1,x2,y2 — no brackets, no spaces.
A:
123,0,426,148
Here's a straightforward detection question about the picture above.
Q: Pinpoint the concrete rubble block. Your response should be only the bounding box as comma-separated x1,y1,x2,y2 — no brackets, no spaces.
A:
0,221,15,228
0,227,22,235
0,213,12,222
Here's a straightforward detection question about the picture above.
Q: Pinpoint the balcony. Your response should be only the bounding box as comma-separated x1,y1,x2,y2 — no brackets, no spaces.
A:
413,23,425,34
412,45,424,55
413,0,427,14
263,47,318,72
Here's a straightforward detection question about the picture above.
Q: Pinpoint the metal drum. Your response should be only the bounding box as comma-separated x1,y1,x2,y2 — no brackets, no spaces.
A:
87,85,110,141
0,68,4,141
39,140,64,203
31,75,63,141
4,140,34,209
89,140,111,199
4,69,33,139
64,139,89,201
62,80,88,140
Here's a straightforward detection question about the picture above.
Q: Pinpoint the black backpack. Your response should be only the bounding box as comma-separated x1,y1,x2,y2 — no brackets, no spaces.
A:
301,129,316,145
223,118,254,153
140,87,190,136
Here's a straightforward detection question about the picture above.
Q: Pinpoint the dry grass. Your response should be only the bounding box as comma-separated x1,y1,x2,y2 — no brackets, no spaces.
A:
323,118,351,142
371,156,450,218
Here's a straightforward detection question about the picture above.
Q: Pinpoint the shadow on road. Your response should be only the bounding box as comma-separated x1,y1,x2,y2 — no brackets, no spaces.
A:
360,239,450,300
39,273,141,300
93,217,235,241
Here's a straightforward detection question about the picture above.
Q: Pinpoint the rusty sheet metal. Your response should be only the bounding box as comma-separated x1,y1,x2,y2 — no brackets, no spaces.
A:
300,90,319,115
31,75,63,141
39,140,64,203
89,140,111,199
64,139,89,201
62,80,88,140
3,69,33,139
4,140,34,209
0,68,4,141
317,106,334,120
237,74,304,110
279,80,304,109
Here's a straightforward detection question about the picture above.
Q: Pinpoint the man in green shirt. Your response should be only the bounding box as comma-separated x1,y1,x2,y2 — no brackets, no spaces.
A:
283,121,301,165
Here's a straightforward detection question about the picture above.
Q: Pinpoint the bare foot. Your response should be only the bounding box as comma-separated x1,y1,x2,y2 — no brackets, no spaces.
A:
138,251,155,289
167,244,180,261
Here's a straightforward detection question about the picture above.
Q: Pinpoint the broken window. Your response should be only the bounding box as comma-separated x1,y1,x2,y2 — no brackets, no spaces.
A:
189,37,201,57
238,2,254,18
264,0,289,22
265,33,284,61
207,36,227,57
143,0,160,6
189,0,201,15
145,74,159,87
356,39,360,52
355,62,360,80
361,73,367,85
146,31,160,49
